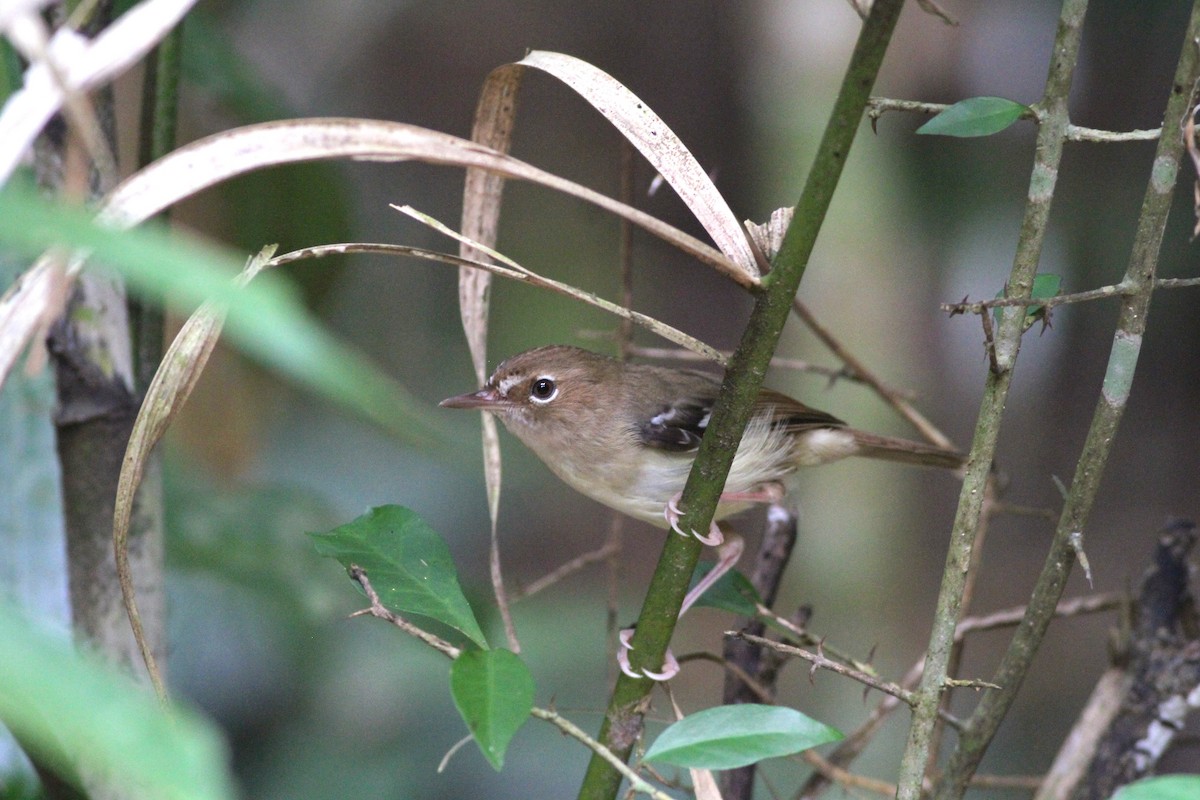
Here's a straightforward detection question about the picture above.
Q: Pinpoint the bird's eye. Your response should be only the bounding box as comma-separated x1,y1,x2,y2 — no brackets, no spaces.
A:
530,377,558,403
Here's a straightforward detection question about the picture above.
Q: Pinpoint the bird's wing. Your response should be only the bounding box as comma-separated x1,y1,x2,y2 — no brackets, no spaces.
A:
637,395,712,451
636,382,845,453
754,387,847,433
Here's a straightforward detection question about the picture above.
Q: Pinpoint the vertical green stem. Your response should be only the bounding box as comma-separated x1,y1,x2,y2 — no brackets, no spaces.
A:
132,24,183,392
576,3,907,798
895,1,1089,795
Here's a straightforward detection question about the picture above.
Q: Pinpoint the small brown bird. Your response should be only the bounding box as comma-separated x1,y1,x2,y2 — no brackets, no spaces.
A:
442,344,962,531
442,345,963,677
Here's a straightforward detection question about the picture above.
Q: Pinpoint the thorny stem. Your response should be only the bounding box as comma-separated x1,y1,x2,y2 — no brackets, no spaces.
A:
896,0,1090,795
728,631,918,706
797,591,1121,800
933,2,1200,795
942,275,1200,315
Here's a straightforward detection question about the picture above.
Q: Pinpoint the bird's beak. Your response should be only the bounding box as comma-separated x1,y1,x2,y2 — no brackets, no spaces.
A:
439,387,507,410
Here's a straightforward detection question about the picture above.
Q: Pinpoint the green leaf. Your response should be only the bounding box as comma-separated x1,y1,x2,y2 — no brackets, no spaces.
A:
993,272,1061,332
917,96,1029,137
1112,776,1200,800
310,505,488,647
689,564,761,616
644,704,842,770
0,181,445,446
0,605,235,800
449,649,535,770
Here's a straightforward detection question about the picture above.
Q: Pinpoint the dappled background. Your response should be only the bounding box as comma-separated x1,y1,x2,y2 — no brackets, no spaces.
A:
11,0,1200,797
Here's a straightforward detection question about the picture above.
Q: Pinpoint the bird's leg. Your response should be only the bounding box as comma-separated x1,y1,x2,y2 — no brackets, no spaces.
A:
618,534,745,681
664,482,785,546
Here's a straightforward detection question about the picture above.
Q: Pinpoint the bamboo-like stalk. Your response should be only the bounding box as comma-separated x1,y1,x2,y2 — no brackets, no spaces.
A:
575,2,907,798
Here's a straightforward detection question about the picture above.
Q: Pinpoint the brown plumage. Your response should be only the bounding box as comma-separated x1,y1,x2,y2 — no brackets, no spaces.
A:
441,345,963,528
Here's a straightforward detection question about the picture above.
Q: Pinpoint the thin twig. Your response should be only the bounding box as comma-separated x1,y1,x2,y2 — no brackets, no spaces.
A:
968,773,1045,790
616,343,917,397
866,96,1161,143
927,476,1000,775
676,652,777,702
956,592,1123,639
270,241,723,363
604,515,624,687
798,660,921,800
1155,276,1200,288
791,299,955,449
753,603,875,674
801,750,897,796
801,589,1124,800
727,631,917,707
943,276,1200,315
530,707,674,800
604,147,634,682
512,541,622,601
347,566,461,659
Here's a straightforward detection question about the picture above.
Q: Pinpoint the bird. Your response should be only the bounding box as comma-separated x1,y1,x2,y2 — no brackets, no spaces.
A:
441,344,963,678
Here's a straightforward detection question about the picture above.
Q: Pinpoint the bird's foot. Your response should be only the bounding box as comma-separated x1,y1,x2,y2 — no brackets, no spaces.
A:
664,494,724,546
614,535,744,682
617,628,680,680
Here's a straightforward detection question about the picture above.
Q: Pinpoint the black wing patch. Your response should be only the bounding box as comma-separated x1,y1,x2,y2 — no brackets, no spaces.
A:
638,400,713,452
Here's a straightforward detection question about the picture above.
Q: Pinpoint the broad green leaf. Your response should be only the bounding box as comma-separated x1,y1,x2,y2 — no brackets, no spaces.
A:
689,564,761,616
0,605,235,800
1113,776,1200,800
1030,272,1062,301
0,181,444,446
917,96,1029,138
449,649,535,770
310,505,487,647
644,704,842,770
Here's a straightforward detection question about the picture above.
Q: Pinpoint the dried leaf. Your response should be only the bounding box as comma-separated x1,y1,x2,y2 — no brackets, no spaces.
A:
744,208,795,262
0,0,199,182
510,51,759,285
112,246,275,699
461,67,524,652
393,207,723,363
0,117,736,393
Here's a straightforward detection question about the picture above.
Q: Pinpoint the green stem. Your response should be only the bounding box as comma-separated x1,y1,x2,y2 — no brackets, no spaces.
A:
932,3,1200,796
132,24,183,393
895,1,1090,795
575,3,907,798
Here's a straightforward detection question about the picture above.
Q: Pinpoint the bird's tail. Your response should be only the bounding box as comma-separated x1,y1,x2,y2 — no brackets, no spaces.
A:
848,430,965,470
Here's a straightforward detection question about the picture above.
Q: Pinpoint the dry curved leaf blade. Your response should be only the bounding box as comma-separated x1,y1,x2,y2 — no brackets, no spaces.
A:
511,51,760,285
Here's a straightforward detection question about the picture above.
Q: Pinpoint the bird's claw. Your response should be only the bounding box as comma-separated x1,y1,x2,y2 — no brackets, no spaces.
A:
664,494,724,546
617,628,680,681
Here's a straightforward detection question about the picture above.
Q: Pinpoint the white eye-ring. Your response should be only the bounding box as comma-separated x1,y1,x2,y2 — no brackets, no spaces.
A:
530,376,558,404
